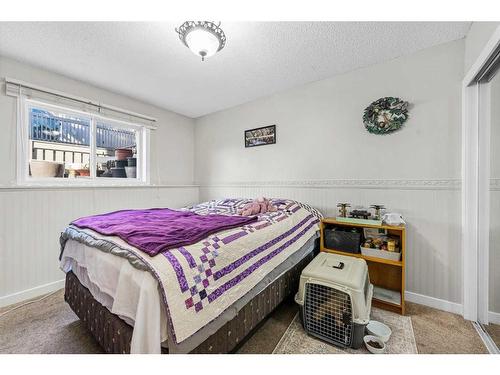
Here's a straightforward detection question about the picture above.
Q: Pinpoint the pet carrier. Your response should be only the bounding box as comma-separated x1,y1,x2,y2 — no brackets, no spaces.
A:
295,252,373,349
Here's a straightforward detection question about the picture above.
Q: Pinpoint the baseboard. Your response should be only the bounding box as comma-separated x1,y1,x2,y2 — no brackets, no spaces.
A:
489,311,500,325
405,292,500,323
0,282,471,317
0,279,65,308
405,291,463,315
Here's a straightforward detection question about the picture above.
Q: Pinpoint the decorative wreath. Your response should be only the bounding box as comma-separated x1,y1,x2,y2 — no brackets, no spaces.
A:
363,97,409,135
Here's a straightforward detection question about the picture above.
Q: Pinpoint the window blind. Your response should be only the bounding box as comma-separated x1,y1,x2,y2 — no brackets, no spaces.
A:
4,77,157,129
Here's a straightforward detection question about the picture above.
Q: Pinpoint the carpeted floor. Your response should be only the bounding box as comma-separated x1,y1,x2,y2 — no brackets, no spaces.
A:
484,323,500,349
0,289,102,354
273,307,418,354
405,302,488,354
0,289,489,354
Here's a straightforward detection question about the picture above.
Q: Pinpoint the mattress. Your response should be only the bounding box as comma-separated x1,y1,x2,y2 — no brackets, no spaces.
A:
64,248,316,354
61,241,168,351
60,198,322,353
61,234,318,353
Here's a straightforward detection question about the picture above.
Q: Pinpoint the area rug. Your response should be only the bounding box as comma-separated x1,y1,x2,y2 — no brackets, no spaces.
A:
273,307,418,354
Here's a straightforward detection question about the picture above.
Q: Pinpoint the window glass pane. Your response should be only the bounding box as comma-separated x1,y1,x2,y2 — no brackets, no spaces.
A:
95,121,139,179
29,106,91,179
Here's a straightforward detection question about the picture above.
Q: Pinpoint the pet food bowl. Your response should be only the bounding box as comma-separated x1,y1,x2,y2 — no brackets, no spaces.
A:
363,335,386,354
366,320,392,342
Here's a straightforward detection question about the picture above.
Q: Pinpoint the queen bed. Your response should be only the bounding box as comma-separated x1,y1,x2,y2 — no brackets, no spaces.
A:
59,198,322,353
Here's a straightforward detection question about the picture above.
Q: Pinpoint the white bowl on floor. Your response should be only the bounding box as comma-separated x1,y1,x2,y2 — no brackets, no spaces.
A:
366,320,392,342
363,335,386,354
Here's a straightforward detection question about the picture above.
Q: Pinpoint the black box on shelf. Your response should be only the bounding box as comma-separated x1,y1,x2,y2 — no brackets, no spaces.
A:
324,227,362,254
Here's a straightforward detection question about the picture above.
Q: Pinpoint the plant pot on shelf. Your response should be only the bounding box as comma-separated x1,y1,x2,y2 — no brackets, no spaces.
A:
124,166,137,178
111,167,127,178
115,148,133,161
127,157,137,167
101,170,113,177
115,159,127,168
30,160,64,178
76,169,90,177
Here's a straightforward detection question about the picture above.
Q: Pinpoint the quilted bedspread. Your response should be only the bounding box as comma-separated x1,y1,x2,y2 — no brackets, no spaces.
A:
60,198,322,345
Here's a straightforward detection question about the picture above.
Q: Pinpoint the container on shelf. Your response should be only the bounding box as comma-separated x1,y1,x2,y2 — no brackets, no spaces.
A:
30,160,64,178
373,286,401,306
127,157,137,167
324,227,361,254
125,166,137,178
360,246,401,261
115,148,133,161
111,167,126,178
336,217,383,226
76,169,90,177
115,159,127,168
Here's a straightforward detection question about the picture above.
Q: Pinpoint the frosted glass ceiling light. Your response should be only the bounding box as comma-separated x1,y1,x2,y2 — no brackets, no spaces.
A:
175,21,226,61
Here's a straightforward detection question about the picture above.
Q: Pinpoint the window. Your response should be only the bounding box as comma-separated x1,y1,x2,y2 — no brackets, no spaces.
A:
21,100,149,185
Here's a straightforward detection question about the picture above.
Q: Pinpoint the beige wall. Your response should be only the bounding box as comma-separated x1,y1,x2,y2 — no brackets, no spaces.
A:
195,41,463,184
195,40,465,306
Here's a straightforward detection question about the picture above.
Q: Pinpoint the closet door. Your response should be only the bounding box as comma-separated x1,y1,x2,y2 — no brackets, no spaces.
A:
487,70,500,349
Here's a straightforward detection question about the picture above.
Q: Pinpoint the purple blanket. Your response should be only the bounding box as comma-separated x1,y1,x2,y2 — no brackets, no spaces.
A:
71,208,257,256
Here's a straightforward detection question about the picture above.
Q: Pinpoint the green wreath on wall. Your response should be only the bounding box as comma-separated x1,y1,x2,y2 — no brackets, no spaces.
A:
363,97,409,135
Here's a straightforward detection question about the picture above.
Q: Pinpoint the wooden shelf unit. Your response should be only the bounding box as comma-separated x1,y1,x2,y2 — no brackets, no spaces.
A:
320,218,406,315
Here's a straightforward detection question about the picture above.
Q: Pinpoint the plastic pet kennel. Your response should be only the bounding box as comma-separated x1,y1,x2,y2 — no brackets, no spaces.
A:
295,252,373,349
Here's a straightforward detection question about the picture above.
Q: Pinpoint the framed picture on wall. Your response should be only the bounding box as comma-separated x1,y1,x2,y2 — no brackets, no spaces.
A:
244,125,276,148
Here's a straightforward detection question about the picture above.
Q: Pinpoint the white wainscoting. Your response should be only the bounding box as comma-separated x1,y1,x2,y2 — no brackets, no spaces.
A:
199,178,463,310
0,185,199,307
1,180,466,315
489,311,500,325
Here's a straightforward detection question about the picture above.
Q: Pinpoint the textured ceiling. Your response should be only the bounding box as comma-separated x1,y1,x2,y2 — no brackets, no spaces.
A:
0,22,470,118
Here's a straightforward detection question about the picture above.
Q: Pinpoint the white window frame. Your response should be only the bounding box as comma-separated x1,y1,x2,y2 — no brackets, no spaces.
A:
17,98,151,187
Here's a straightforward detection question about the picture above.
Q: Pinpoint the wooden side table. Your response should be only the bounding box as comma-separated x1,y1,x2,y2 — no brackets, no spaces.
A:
320,218,406,315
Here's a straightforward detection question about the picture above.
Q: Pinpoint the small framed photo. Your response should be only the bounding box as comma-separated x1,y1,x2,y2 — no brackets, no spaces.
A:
244,125,276,148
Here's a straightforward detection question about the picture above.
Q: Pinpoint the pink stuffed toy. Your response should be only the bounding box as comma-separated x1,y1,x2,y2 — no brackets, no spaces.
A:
239,197,277,216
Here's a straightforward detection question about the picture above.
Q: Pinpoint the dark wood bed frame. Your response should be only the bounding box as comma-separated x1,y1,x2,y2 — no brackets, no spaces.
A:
64,250,315,354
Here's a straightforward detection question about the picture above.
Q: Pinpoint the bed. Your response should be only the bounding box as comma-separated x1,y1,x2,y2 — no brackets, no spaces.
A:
59,198,322,353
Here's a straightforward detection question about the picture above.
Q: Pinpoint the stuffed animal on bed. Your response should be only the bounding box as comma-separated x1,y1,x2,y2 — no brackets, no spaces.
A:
239,197,277,216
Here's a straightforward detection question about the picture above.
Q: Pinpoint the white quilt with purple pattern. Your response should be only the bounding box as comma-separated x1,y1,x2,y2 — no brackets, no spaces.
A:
64,198,322,345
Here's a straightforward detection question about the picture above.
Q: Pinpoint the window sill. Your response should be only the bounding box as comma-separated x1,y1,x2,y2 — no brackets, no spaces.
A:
17,177,147,187
0,183,199,191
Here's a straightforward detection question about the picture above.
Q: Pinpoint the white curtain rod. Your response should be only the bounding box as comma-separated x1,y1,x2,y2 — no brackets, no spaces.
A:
4,77,157,124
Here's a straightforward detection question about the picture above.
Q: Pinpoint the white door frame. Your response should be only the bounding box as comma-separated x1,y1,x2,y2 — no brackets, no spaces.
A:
462,26,500,323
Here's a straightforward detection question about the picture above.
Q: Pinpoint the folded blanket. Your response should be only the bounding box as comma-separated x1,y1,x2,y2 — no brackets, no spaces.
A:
71,208,257,256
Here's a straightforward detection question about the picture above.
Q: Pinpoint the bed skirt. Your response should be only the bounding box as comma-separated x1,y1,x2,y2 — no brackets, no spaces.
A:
64,250,315,354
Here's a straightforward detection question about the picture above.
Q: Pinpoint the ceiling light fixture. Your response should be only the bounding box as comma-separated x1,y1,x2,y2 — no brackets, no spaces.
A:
175,21,226,61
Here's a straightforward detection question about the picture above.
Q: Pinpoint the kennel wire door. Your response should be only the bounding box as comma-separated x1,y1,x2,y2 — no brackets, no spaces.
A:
303,282,353,347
